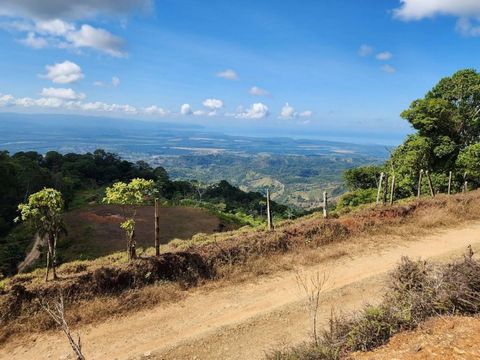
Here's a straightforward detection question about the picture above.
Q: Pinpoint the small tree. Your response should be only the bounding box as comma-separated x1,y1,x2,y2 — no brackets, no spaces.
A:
16,188,65,281
103,178,156,260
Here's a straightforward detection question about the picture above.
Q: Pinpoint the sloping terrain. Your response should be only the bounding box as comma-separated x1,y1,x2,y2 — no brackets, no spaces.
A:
2,221,480,360
60,204,234,260
352,316,480,359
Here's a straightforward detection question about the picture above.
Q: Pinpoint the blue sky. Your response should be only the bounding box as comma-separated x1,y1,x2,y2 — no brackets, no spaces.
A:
1,0,480,143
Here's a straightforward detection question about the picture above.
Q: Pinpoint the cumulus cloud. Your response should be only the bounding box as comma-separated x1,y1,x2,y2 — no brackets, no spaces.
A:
456,17,480,37
0,0,153,20
20,31,48,48
280,103,296,119
41,87,85,100
216,69,238,80
144,105,167,116
180,103,192,115
1,15,128,56
249,86,269,96
394,0,480,37
64,24,125,56
41,60,84,84
236,103,269,119
202,98,224,115
112,76,120,87
299,110,313,118
376,51,393,60
193,110,206,116
381,64,397,74
358,44,374,57
394,0,480,21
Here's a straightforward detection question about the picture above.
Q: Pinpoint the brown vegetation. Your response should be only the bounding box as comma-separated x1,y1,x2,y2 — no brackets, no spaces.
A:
1,191,480,345
270,250,480,359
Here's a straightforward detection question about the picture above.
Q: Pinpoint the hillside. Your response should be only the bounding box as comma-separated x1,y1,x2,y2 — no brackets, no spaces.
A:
40,204,236,265
2,191,480,359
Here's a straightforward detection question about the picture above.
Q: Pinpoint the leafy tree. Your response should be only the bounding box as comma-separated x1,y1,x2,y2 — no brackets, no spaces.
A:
16,188,65,281
343,165,383,191
456,143,480,187
103,178,156,260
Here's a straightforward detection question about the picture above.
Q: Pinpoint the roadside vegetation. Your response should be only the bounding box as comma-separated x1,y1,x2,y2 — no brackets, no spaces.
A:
338,69,480,210
269,251,480,360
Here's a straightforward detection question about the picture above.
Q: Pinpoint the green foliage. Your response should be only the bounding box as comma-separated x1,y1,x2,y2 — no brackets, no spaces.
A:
337,188,377,210
103,178,156,207
456,143,480,183
343,165,382,191
16,188,64,238
345,69,480,202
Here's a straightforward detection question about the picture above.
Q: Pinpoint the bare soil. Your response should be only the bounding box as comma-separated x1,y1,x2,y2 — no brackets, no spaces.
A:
62,204,235,259
2,221,480,360
351,316,480,359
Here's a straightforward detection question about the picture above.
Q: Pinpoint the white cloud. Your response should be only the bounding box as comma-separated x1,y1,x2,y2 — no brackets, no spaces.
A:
42,60,84,84
376,51,393,60
216,69,238,80
20,31,47,48
35,19,74,35
381,64,397,74
65,24,125,57
236,103,269,119
41,87,85,100
0,94,15,107
93,81,105,87
280,103,296,119
456,17,480,37
0,0,153,20
201,98,224,116
144,105,167,116
394,0,480,21
249,86,269,96
193,110,206,116
180,103,192,115
2,17,126,56
299,110,313,117
203,98,224,110
358,44,373,57
112,76,120,87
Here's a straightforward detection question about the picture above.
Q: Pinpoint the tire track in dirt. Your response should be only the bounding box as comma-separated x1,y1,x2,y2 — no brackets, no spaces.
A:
3,222,480,360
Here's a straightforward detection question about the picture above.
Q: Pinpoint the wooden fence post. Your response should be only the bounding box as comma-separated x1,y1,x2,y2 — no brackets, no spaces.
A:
448,171,452,195
154,198,160,256
389,174,396,205
383,173,389,206
417,169,424,199
323,191,328,219
464,172,468,194
266,189,273,231
376,172,384,205
426,170,435,197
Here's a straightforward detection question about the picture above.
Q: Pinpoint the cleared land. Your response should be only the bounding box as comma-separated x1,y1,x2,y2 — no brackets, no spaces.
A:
3,220,480,360
60,204,234,260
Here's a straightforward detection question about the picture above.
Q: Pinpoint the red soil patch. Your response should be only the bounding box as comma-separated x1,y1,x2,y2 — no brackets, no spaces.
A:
62,205,236,259
352,316,480,359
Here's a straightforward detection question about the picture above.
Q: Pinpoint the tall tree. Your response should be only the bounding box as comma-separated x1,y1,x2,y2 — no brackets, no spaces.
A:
16,188,65,281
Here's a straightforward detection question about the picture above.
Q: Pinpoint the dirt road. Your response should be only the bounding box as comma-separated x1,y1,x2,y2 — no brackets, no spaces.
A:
17,233,44,273
4,222,480,360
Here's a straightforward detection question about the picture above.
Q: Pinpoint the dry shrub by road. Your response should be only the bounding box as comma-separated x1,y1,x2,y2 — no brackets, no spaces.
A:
1,191,480,344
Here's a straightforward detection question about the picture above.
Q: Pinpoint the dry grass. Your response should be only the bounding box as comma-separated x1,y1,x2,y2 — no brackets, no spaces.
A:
2,191,480,343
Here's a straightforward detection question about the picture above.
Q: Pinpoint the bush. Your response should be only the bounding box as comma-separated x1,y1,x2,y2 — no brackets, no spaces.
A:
336,188,377,211
271,252,480,359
